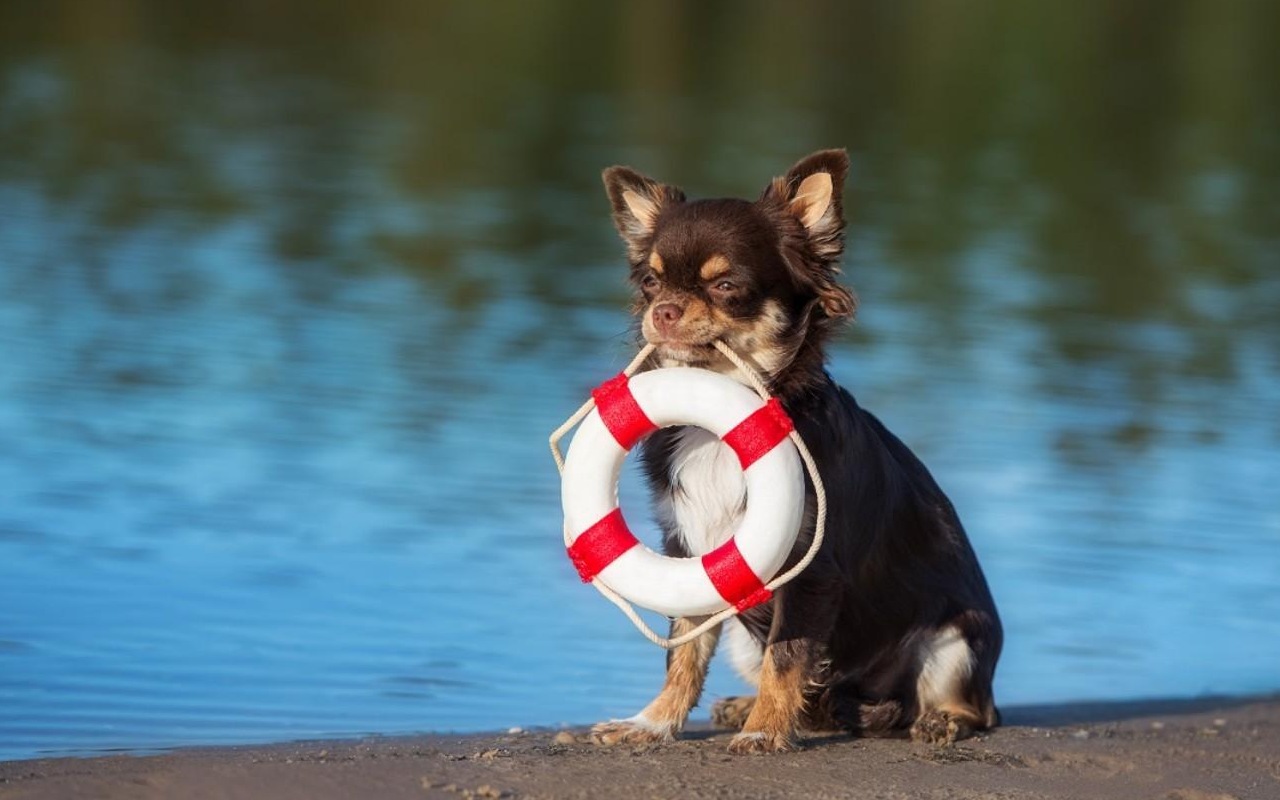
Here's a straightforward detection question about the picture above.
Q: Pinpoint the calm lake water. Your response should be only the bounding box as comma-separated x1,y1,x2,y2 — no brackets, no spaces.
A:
1,3,1278,761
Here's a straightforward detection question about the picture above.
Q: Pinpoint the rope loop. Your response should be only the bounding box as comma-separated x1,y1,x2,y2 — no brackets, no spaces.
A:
548,342,828,649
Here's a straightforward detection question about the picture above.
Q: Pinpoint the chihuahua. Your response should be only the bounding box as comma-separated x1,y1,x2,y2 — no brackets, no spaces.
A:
589,149,1002,754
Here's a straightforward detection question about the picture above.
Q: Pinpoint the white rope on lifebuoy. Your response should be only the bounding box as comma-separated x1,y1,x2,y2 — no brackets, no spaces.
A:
549,341,829,650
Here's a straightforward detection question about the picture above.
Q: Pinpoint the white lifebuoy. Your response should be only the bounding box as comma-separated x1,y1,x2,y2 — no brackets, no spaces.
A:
560,367,805,618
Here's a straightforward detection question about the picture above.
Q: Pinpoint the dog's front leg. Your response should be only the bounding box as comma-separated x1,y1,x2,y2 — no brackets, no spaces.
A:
592,616,721,745
728,582,833,754
725,641,811,753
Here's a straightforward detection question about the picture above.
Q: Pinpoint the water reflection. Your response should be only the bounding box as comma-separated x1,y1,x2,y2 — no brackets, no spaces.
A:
1,1,1278,761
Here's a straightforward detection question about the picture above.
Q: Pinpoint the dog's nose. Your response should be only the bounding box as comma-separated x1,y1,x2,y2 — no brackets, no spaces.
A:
652,303,684,333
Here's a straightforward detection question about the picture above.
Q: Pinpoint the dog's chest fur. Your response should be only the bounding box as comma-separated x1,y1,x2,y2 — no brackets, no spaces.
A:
653,427,747,556
651,426,765,683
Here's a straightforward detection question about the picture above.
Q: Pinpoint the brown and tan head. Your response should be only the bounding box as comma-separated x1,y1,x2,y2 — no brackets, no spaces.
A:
602,150,856,390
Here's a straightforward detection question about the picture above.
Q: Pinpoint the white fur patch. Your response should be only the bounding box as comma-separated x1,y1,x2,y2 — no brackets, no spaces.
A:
621,711,674,736
722,618,764,687
916,626,974,710
655,427,746,557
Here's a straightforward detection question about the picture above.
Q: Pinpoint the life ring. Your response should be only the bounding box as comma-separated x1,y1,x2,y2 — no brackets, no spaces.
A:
560,368,806,618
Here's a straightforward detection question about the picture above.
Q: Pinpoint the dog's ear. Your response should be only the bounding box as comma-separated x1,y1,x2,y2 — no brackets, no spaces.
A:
761,149,855,320
763,148,849,261
602,166,684,261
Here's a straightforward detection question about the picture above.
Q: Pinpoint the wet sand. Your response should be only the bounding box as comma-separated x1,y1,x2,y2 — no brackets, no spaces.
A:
2,695,1277,799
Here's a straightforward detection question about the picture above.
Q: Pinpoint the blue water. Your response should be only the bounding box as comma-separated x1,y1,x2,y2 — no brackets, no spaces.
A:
2,2,1279,762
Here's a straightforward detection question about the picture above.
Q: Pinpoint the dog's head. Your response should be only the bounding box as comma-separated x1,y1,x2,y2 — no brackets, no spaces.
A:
602,150,856,383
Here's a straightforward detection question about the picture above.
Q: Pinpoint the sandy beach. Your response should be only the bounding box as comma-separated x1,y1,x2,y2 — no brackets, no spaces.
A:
2,695,1276,800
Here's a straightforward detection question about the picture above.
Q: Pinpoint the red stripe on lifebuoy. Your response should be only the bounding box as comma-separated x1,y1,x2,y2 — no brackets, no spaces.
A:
702,538,773,611
567,507,640,583
722,398,794,470
591,373,658,450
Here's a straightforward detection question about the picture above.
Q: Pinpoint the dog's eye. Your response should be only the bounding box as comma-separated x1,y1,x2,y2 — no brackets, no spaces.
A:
713,280,736,293
640,273,660,290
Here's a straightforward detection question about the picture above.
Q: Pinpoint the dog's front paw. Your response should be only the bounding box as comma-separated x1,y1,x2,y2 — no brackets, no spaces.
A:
910,709,972,746
591,715,675,746
727,730,796,755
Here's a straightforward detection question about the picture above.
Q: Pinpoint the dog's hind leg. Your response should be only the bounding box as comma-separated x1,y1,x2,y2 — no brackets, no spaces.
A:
711,695,756,729
806,674,910,738
592,616,721,745
909,623,999,745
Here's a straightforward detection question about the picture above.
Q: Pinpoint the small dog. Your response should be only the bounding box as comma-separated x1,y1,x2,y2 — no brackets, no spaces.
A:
590,149,1002,754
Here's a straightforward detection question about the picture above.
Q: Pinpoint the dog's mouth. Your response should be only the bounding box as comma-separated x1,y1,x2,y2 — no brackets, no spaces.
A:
648,339,718,366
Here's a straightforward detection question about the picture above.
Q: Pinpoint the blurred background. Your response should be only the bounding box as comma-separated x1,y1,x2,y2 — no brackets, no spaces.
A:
1,1,1277,761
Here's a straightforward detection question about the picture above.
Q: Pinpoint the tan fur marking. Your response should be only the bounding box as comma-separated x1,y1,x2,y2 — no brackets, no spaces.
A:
731,645,806,750
699,254,731,282
713,299,791,380
934,701,985,726
648,251,664,274
637,617,721,729
984,698,1000,729
679,297,711,327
